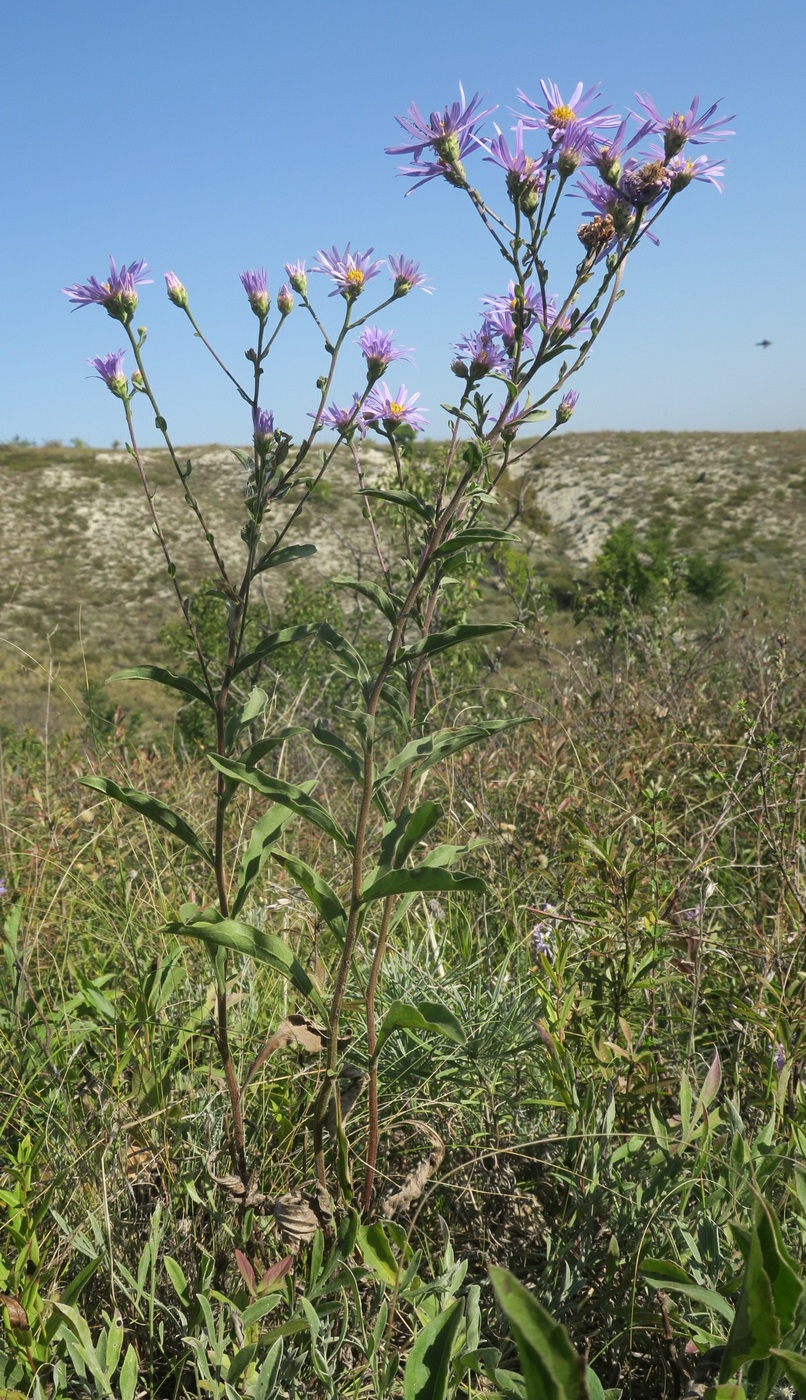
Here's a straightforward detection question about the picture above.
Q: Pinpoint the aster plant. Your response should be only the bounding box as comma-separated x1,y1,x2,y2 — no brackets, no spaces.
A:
61,76,733,1223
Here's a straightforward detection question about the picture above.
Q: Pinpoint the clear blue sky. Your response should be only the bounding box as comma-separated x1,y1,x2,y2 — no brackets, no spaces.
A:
2,0,803,446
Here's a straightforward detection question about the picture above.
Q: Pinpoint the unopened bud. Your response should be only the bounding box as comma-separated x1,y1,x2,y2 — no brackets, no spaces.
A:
555,389,578,424
277,283,294,316
164,271,189,309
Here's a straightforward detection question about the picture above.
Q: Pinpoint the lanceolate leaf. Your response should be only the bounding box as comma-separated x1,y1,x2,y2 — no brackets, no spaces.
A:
360,866,486,905
393,622,515,666
719,1193,801,1380
433,526,516,561
332,576,403,626
233,624,319,679
489,1265,588,1400
160,912,325,1017
109,665,213,709
79,776,214,867
208,755,351,850
231,798,307,918
311,722,365,788
272,851,348,943
375,718,525,790
374,1000,466,1062
253,542,317,576
379,802,444,871
360,486,434,523
317,622,371,685
403,1298,464,1400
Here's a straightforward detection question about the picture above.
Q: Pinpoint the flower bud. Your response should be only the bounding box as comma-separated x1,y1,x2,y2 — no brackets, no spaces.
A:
555,389,578,424
253,407,275,452
89,350,129,399
240,268,270,320
277,283,294,316
284,261,308,296
164,271,189,309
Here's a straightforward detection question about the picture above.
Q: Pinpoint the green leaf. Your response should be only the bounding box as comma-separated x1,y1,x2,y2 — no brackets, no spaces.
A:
272,851,348,943
360,866,485,905
404,1298,464,1400
375,718,524,790
317,621,371,685
720,1193,801,1379
208,756,351,850
433,526,516,561
118,1345,138,1400
231,793,306,918
227,1343,258,1386
311,722,365,788
639,1259,735,1326
163,1256,190,1308
109,665,213,709
79,776,214,867
490,1265,588,1400
238,727,306,771
361,486,434,522
393,622,515,666
160,913,325,1017
254,1338,284,1400
357,1222,401,1287
373,999,466,1062
770,1348,806,1391
233,623,319,678
253,542,317,576
379,801,443,871
332,576,402,625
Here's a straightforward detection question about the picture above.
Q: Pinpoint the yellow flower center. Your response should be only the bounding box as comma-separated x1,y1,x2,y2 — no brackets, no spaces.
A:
550,103,575,126
388,402,404,417
346,268,364,287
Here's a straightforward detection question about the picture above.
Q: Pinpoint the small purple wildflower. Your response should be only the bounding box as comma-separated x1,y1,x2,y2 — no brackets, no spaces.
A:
240,268,270,319
483,281,546,330
277,283,294,316
484,307,534,356
88,350,128,399
619,157,672,208
530,905,559,960
452,322,511,379
664,152,726,193
388,254,432,296
316,394,367,439
253,407,275,448
0,878,7,898
632,93,735,160
554,119,596,177
480,122,546,211
62,257,152,324
499,398,547,438
358,326,413,383
680,905,701,922
516,80,621,140
364,383,427,433
387,85,496,165
284,260,308,295
313,244,383,301
773,1042,786,1073
555,389,578,423
591,117,652,187
164,271,188,309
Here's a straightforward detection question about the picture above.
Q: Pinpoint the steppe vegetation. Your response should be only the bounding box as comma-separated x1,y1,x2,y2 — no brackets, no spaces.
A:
2,434,806,1400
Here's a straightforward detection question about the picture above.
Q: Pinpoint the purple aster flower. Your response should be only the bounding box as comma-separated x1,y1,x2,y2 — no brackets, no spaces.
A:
358,326,413,383
88,349,128,398
479,121,546,211
277,283,294,316
632,93,735,160
484,308,534,356
313,244,383,300
574,173,660,247
555,389,578,423
240,268,270,319
62,257,152,324
0,878,7,897
364,383,427,433
591,117,652,186
483,281,546,330
773,1042,786,1073
499,397,549,438
253,407,275,448
516,80,621,140
530,905,559,960
316,394,367,438
387,84,496,165
388,254,432,296
554,119,597,177
452,322,511,379
284,260,308,295
664,152,726,193
164,271,189,308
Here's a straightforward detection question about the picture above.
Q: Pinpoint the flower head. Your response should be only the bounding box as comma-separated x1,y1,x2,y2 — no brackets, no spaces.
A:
253,407,275,449
591,117,652,186
317,394,367,439
483,281,546,331
164,271,188,309
88,349,128,398
484,307,534,357
313,244,382,301
664,152,726,193
452,322,511,379
62,257,152,324
555,119,596,177
388,254,432,296
277,283,294,316
387,85,495,165
516,80,621,140
364,383,427,433
480,121,546,212
358,326,413,383
530,905,560,960
632,93,735,160
619,157,671,208
284,260,308,295
555,388,578,423
240,268,270,319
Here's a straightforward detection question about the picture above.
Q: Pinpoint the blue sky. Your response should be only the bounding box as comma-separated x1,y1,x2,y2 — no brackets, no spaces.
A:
2,0,804,446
